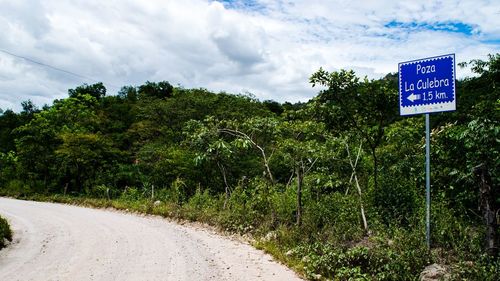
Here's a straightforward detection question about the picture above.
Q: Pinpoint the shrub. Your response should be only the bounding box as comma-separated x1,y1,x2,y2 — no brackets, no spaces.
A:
303,192,364,243
431,200,484,259
170,178,188,204
87,184,114,199
292,228,430,280
450,255,500,280
119,187,144,201
371,174,419,226
183,188,220,222
217,185,258,232
269,185,296,226
0,215,12,249
1,179,31,196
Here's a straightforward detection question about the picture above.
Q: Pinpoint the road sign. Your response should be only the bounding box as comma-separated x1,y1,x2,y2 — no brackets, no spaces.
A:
399,54,456,116
399,54,458,248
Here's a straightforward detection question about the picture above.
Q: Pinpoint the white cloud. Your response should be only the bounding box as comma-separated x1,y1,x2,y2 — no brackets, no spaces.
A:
0,0,499,111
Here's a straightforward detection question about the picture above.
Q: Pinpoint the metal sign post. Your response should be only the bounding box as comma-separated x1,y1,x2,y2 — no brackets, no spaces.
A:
399,54,456,248
425,113,430,247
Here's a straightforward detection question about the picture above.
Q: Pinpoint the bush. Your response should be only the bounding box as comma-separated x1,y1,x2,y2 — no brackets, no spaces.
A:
217,185,259,232
293,243,372,280
369,229,430,280
269,185,296,226
431,200,484,259
450,255,500,280
87,184,115,199
303,192,364,243
1,179,31,196
0,215,12,249
291,228,430,280
119,187,144,201
183,188,220,222
371,174,419,226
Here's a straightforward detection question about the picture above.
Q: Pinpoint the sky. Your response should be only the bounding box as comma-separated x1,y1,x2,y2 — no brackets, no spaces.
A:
0,0,499,111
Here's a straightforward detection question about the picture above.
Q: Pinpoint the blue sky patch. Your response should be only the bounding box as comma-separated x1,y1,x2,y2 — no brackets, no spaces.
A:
481,38,500,45
216,0,267,12
385,20,476,36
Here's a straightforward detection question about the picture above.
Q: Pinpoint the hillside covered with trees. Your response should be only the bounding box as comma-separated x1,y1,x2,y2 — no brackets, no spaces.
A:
1,54,499,280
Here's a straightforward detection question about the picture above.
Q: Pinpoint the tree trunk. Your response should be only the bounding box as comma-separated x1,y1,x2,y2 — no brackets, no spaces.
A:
217,162,230,209
353,173,369,234
473,163,498,256
346,141,370,234
261,151,274,184
76,163,82,193
44,173,48,193
296,166,303,226
371,146,378,190
217,128,274,184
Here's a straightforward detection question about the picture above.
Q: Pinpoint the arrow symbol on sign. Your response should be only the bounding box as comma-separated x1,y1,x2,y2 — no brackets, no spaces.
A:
407,93,420,102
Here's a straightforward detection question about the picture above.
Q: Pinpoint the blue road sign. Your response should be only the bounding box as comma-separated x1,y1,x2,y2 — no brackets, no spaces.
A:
399,54,456,115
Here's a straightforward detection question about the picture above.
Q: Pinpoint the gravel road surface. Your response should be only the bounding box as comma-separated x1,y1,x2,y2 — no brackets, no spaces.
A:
0,197,302,281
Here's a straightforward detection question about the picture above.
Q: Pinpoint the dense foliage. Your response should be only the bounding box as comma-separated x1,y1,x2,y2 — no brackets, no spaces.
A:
1,55,499,280
0,215,12,250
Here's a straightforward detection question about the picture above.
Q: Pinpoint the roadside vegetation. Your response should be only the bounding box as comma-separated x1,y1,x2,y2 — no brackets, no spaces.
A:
0,54,498,280
0,215,12,250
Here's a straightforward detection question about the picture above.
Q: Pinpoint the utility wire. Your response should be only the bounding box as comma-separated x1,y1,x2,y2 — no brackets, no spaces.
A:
0,49,121,90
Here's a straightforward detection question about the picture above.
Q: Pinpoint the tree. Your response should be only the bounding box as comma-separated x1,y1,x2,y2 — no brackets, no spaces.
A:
0,109,21,153
68,83,106,100
0,151,18,187
14,111,59,191
21,100,39,117
278,120,324,225
184,118,234,208
138,81,173,99
56,132,117,192
218,117,282,184
118,86,138,102
309,69,399,190
14,93,100,192
434,54,499,255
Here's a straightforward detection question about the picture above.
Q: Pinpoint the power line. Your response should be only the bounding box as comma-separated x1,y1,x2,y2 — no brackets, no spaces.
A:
0,49,98,82
0,49,121,90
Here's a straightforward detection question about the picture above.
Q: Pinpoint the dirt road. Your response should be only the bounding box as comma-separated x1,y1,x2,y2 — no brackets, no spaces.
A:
0,198,302,281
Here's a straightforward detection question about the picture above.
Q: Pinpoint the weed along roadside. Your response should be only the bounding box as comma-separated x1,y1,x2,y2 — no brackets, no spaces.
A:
0,54,499,280
0,215,12,250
